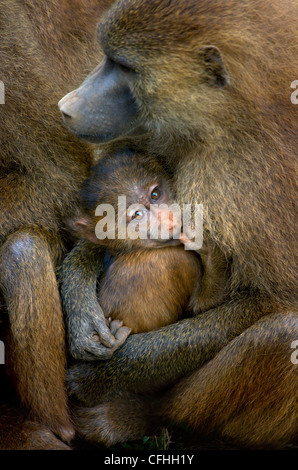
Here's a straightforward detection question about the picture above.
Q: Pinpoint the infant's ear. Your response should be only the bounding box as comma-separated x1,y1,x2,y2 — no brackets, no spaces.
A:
64,211,83,237
65,210,99,244
74,217,89,229
73,216,100,244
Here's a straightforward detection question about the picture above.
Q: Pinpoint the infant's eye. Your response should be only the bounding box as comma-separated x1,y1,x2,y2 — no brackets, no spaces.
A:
151,187,161,202
133,210,145,220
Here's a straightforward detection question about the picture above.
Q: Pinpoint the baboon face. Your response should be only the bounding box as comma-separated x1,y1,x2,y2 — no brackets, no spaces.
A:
59,0,229,145
73,151,182,251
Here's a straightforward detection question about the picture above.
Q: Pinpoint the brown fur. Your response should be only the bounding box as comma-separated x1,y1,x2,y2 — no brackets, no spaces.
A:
61,151,202,356
99,246,200,333
61,0,298,448
0,404,71,450
0,0,113,450
74,314,298,450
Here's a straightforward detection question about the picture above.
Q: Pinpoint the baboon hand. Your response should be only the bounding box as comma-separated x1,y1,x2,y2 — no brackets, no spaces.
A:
69,310,131,361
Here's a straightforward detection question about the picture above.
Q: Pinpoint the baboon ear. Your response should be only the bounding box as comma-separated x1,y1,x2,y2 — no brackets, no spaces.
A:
74,217,89,231
200,45,229,87
74,218,99,244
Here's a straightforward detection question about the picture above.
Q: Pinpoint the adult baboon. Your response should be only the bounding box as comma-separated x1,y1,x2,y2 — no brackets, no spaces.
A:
0,0,115,450
60,0,298,448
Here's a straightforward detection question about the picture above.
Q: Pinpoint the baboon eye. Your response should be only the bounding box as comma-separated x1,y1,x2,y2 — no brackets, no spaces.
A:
133,210,145,220
113,56,135,73
118,62,134,73
151,187,161,202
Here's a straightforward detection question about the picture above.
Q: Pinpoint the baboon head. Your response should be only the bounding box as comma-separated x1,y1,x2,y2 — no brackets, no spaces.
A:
59,0,232,148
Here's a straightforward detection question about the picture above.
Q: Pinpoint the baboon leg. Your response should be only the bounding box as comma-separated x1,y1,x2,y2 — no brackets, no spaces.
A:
74,312,297,448
0,227,73,443
0,404,71,450
162,311,298,448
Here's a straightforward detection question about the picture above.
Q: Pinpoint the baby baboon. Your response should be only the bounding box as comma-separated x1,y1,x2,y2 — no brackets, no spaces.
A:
61,149,208,360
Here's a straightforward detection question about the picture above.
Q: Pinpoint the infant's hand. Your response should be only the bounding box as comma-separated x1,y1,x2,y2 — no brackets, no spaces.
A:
68,309,131,361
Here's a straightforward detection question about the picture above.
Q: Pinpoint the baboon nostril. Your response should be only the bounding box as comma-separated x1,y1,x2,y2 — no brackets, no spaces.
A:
61,110,72,120
58,92,80,119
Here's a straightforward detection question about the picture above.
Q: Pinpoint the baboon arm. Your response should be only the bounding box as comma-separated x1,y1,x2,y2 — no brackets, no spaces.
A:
72,311,298,448
59,239,130,361
68,296,272,406
192,240,230,313
0,227,73,442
